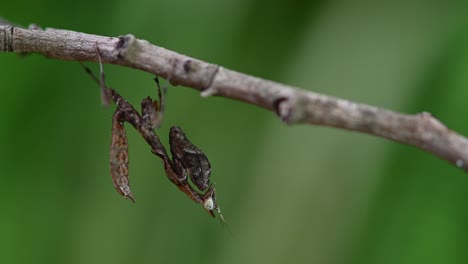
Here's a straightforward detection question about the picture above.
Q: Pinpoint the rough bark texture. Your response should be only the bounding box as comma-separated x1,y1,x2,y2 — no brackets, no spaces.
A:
1,25,468,172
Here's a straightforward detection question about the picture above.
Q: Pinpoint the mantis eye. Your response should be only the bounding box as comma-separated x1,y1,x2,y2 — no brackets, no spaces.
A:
203,197,215,211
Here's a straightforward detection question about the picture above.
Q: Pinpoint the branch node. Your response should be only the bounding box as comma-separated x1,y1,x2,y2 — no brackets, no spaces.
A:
1,25,14,52
273,97,288,120
418,111,447,130
27,24,42,30
200,66,220,98
114,34,136,59
183,59,193,74
274,96,307,125
200,87,216,98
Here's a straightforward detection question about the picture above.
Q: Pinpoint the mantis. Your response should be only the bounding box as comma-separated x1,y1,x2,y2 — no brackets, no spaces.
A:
81,47,229,225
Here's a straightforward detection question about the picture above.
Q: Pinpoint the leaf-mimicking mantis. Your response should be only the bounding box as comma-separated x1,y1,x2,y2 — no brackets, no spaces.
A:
81,45,229,229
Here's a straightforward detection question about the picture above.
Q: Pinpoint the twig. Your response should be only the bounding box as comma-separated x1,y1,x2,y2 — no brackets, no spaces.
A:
1,24,468,172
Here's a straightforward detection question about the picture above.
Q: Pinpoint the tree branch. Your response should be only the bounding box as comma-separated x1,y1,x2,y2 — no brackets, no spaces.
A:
1,24,467,172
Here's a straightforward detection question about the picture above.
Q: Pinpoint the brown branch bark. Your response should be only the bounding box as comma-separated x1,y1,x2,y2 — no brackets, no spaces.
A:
1,24,468,172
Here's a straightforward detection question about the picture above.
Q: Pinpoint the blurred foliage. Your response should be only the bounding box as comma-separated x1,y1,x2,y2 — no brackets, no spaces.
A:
1,0,468,263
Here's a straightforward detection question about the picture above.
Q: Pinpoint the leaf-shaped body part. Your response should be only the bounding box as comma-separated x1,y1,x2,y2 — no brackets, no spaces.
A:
169,126,211,192
110,110,134,202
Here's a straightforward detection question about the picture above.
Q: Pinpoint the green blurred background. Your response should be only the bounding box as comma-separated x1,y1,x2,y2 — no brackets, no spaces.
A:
2,0,468,263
